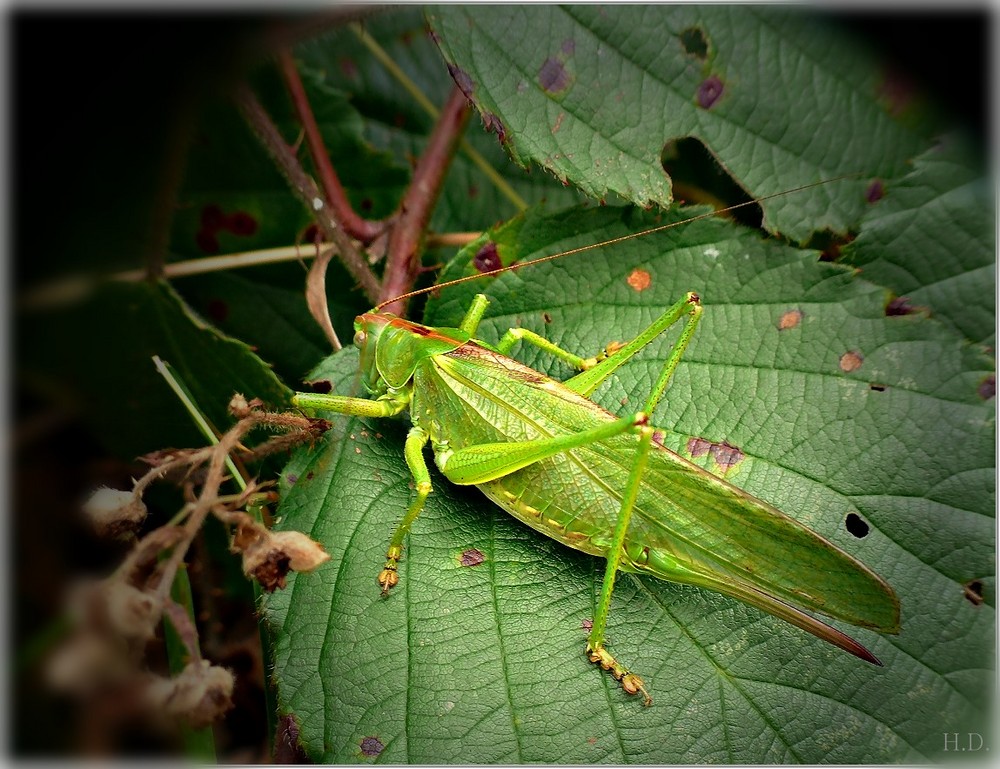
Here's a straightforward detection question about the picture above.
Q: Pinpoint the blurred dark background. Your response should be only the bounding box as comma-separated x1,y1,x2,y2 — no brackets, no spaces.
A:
9,8,991,759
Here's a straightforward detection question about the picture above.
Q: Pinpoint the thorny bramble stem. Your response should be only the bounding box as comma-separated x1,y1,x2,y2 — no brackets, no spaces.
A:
234,83,380,304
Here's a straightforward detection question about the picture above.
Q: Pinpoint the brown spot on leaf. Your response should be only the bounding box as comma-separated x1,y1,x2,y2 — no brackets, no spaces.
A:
539,56,571,93
777,309,803,330
473,242,502,273
481,111,507,144
542,312,553,324
552,111,565,134
845,512,870,538
626,268,651,292
305,471,315,481
581,618,593,631
225,211,258,237
448,63,474,99
459,548,485,567
360,736,384,758
680,27,709,59
697,75,724,109
468,184,479,199
195,229,220,254
978,374,995,400
866,179,885,203
274,714,308,764
963,579,984,606
839,350,864,373
200,204,225,229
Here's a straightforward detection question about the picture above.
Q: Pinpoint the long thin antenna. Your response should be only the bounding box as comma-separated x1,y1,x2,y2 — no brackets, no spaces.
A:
374,174,863,312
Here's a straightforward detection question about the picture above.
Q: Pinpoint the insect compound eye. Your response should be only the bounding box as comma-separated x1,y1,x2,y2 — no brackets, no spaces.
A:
353,330,366,348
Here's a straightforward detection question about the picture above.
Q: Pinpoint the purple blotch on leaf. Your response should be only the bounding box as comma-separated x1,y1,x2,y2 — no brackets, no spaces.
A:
561,38,576,55
473,242,502,273
697,76,724,109
978,374,995,400
360,736,384,758
447,63,474,99
286,474,298,485
460,548,485,567
885,296,917,316
866,179,885,203
539,57,571,93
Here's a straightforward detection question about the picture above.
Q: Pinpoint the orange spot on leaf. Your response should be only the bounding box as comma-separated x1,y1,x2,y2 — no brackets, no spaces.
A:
626,268,651,292
839,350,864,373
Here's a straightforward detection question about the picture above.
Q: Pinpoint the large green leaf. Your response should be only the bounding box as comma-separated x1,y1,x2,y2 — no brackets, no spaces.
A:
20,280,292,459
428,6,934,243
266,205,994,763
841,137,995,348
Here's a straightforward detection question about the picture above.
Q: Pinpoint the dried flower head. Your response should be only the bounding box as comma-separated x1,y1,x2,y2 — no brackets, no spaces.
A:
105,582,164,641
237,524,330,592
83,486,147,540
145,660,235,729
46,631,131,695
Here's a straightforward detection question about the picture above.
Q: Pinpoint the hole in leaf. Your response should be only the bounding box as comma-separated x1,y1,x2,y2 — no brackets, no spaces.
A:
679,26,709,59
660,136,761,229
870,383,887,392
845,513,870,538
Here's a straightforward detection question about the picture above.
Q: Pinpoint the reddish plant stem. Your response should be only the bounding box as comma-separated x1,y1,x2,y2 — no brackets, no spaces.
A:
277,48,384,245
379,86,471,315
234,83,381,305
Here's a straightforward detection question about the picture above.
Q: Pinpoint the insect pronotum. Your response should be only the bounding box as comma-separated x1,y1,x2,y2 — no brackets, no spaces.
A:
291,180,901,705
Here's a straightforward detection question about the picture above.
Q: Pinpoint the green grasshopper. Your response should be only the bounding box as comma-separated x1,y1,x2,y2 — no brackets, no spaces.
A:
291,195,900,706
